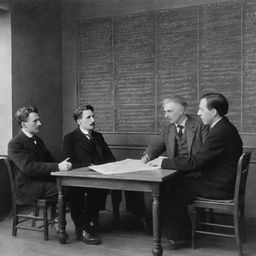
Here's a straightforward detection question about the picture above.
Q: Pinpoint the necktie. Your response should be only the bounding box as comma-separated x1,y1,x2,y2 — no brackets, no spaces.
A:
177,125,184,138
85,133,92,141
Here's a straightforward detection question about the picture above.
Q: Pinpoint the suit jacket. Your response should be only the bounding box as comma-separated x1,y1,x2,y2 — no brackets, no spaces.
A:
63,128,115,169
8,130,59,205
144,114,208,160
161,116,243,197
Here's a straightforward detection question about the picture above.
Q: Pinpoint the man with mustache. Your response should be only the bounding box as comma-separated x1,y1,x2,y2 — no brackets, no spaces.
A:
148,93,243,250
8,107,71,215
63,105,115,245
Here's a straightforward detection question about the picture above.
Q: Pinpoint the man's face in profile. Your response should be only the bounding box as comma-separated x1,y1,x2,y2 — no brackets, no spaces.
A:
197,98,214,126
163,102,184,124
78,109,95,131
22,112,41,135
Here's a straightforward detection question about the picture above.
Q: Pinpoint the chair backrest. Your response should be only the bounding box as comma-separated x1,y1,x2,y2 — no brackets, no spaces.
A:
0,156,17,211
234,152,252,209
0,155,12,219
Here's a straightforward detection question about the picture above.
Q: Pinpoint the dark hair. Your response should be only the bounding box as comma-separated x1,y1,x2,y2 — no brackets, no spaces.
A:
73,105,94,122
15,107,38,127
201,93,229,116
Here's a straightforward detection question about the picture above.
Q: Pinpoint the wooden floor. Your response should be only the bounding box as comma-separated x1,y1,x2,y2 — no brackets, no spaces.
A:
1,208,256,256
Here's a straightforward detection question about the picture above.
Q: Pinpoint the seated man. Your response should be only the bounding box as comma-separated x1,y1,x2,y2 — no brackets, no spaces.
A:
140,97,208,235
142,96,208,168
8,107,72,223
63,105,116,245
148,93,243,249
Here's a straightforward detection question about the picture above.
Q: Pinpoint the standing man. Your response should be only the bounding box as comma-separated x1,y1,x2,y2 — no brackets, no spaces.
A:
8,107,71,207
148,93,243,249
63,105,116,245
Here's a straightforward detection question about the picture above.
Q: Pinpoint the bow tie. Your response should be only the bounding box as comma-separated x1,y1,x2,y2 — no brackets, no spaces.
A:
32,136,37,144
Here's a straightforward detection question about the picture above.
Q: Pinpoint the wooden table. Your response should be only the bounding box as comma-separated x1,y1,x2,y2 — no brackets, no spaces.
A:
52,167,176,256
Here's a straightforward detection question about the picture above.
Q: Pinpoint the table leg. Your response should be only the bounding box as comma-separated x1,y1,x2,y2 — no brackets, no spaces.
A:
57,185,68,244
152,194,163,256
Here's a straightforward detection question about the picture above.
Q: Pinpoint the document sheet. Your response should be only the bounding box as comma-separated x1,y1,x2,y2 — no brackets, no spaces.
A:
89,158,159,175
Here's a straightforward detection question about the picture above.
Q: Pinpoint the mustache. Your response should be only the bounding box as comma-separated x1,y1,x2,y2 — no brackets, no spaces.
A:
90,122,95,126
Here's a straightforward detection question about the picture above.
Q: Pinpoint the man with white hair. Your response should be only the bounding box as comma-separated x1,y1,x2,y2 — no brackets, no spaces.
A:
141,97,208,242
142,97,208,167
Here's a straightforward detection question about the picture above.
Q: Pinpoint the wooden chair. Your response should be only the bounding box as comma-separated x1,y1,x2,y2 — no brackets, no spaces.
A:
191,152,252,256
0,155,57,241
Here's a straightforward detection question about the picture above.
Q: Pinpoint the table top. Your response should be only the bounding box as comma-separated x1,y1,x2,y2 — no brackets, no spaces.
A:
51,167,177,183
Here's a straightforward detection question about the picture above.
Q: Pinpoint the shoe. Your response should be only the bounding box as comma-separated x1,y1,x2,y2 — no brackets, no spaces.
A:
162,239,190,250
76,228,101,245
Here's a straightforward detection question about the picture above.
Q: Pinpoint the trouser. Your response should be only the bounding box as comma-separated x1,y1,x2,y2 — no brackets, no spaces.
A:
162,173,233,240
39,181,58,201
111,190,146,218
67,187,108,230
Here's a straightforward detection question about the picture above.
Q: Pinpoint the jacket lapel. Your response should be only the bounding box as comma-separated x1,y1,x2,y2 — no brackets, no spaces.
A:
19,131,46,159
75,128,93,152
167,124,176,157
186,118,196,156
91,131,104,162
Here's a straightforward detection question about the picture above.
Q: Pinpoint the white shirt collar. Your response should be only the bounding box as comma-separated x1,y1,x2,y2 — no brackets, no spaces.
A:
211,117,223,128
79,127,90,135
22,129,34,138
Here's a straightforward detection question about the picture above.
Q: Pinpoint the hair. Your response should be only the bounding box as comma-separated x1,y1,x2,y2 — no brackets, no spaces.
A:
73,105,94,122
162,97,188,109
15,107,38,127
201,93,229,116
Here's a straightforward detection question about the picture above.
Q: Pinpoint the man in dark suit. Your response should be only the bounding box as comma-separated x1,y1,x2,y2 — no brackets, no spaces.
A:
8,107,72,206
63,105,116,245
141,97,208,237
148,93,243,249
142,97,208,163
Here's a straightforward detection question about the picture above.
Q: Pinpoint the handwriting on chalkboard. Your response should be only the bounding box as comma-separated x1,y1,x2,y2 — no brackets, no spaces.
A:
78,1,256,134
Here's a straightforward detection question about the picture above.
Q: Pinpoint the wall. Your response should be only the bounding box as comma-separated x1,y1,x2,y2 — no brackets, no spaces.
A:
62,0,238,135
61,0,256,217
11,0,63,158
0,5,11,154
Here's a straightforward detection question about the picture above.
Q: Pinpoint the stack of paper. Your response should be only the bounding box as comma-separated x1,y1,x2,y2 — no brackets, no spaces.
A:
89,158,159,175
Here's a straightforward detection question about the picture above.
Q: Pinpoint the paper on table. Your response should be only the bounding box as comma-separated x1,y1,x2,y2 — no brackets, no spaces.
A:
89,158,160,175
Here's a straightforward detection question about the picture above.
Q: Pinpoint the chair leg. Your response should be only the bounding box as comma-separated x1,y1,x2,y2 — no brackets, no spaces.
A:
240,207,246,243
32,206,39,227
12,207,18,237
191,207,198,249
43,206,49,241
234,212,243,256
50,204,57,227
207,209,215,232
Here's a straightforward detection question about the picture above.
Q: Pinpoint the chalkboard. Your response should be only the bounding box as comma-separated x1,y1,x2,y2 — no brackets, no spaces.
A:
243,0,256,133
157,7,198,130
199,2,242,129
77,0,256,135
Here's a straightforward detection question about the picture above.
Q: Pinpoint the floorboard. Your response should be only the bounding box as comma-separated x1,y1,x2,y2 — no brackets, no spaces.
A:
0,209,256,256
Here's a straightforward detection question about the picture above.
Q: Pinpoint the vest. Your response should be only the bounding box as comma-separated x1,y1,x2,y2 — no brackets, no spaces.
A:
174,129,189,158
